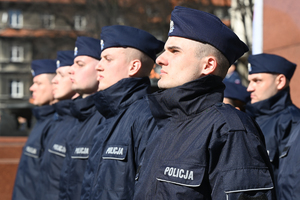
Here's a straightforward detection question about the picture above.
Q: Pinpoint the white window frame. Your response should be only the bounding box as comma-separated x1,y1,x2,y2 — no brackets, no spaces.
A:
74,15,86,30
9,10,23,28
11,80,24,99
11,46,24,62
42,14,55,29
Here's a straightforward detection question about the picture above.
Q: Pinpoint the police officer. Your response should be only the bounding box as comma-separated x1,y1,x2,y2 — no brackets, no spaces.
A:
13,59,57,200
35,50,78,200
223,80,250,112
246,53,300,188
58,36,103,200
133,6,276,200
277,122,300,200
80,25,164,200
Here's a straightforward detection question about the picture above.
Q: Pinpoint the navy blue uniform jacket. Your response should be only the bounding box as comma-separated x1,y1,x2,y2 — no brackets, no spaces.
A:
133,75,276,200
277,122,300,200
36,100,76,200
58,95,103,200
246,88,300,186
12,105,55,200
80,77,156,200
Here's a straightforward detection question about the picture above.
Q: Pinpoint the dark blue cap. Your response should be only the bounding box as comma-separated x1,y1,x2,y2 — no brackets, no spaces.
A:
31,59,56,77
169,6,249,65
224,81,250,103
100,25,164,61
248,53,297,80
56,50,74,68
74,36,101,60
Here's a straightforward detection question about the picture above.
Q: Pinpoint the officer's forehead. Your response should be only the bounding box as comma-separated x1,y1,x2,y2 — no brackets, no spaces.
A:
165,36,200,50
248,73,277,81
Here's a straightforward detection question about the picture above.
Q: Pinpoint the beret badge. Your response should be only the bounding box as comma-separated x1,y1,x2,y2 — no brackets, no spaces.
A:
74,47,78,56
56,60,60,68
169,20,174,33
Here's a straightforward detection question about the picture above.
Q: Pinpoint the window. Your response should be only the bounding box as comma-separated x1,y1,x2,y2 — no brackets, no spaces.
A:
9,10,23,28
2,12,8,23
11,46,24,62
11,80,24,98
42,14,55,29
74,15,86,30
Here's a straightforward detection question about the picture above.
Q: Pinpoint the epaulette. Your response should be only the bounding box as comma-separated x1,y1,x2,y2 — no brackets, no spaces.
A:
214,103,246,132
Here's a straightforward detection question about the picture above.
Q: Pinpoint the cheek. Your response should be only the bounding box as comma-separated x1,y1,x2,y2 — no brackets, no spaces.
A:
84,67,98,79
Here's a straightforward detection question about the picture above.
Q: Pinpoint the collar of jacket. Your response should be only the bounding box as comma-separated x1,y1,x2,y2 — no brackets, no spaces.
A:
32,104,55,121
92,77,151,118
245,87,292,118
53,99,73,118
148,75,224,124
70,95,97,121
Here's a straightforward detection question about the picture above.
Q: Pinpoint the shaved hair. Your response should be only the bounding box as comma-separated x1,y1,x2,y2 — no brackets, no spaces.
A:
46,73,56,83
195,42,230,79
126,47,155,77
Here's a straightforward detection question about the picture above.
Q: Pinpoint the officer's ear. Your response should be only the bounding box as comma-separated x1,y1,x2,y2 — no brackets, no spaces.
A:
276,74,287,90
201,56,217,76
128,59,142,77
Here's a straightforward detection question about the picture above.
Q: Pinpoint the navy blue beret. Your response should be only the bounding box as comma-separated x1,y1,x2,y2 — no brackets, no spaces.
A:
169,6,249,65
56,50,74,68
100,25,164,61
224,80,250,103
248,53,296,80
74,36,101,60
31,59,56,77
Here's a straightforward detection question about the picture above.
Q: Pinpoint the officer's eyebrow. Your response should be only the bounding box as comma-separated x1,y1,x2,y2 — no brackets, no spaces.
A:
166,46,182,52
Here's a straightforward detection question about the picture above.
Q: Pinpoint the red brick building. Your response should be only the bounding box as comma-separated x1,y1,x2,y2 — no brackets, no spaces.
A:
264,0,300,107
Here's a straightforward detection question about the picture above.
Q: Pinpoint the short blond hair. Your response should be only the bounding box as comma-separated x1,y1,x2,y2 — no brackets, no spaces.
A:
126,47,155,77
195,42,230,79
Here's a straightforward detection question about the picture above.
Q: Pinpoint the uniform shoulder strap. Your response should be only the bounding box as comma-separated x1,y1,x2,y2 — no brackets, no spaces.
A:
215,103,246,132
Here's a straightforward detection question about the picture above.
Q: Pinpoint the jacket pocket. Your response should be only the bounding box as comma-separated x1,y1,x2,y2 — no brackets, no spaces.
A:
223,168,274,200
71,145,91,159
102,144,128,161
24,145,41,158
48,143,66,157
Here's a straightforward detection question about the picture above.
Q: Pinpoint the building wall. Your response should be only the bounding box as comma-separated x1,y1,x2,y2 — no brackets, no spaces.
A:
264,0,300,107
0,137,26,200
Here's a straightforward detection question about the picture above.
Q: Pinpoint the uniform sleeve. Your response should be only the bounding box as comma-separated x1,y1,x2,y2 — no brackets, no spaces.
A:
134,113,157,168
208,126,276,200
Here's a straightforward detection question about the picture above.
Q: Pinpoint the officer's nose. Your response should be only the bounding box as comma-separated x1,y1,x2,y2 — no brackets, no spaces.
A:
95,60,103,71
29,84,35,92
68,65,75,75
156,51,167,67
247,82,254,92
51,76,58,84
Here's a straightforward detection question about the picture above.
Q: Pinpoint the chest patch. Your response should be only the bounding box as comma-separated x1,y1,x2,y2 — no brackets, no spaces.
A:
24,145,40,158
48,143,66,157
103,145,128,160
71,145,90,159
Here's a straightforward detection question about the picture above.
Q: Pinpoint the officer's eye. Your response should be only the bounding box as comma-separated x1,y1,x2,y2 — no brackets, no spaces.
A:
103,56,112,62
76,61,85,67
